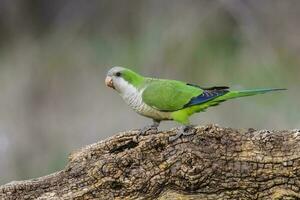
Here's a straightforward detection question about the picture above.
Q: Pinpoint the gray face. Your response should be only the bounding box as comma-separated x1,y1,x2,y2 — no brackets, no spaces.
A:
105,66,127,92
106,66,125,77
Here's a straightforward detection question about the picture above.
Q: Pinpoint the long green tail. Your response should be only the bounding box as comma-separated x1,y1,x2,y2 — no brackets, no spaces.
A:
219,88,287,101
193,88,286,113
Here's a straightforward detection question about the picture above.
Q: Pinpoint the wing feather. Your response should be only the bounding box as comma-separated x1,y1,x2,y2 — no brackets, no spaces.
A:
142,80,203,111
142,79,229,111
184,89,229,108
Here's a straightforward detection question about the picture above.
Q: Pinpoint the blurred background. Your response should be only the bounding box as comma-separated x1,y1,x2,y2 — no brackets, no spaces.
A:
0,0,299,184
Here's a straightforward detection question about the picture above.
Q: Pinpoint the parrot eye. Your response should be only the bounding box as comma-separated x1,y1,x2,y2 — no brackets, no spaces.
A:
116,72,121,77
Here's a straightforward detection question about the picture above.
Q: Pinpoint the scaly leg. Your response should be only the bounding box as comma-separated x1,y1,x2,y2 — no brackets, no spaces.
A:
169,125,195,142
139,120,160,136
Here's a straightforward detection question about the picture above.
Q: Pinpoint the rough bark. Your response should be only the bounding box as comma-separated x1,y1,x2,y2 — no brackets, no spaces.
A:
1,124,300,200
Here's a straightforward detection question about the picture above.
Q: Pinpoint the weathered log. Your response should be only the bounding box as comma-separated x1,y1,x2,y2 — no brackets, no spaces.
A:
1,124,300,200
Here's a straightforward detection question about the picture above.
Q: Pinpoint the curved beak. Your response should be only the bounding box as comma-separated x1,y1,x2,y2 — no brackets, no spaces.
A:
105,76,115,89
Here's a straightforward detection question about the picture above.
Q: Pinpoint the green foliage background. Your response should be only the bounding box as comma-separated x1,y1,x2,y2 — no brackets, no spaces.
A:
0,0,298,184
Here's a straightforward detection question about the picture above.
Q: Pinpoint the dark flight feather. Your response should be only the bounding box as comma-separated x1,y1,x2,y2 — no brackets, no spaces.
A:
184,83,229,107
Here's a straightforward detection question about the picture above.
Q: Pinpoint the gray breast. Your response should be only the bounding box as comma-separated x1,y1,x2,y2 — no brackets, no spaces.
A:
121,87,172,120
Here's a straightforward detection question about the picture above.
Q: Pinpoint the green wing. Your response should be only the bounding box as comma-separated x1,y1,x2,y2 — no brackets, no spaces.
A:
142,80,203,111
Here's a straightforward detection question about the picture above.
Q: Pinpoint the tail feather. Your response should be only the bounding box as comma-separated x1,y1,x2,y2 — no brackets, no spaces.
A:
219,88,287,101
191,88,286,113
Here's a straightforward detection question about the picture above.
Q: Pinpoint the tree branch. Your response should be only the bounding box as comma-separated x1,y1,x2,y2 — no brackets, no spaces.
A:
1,125,300,199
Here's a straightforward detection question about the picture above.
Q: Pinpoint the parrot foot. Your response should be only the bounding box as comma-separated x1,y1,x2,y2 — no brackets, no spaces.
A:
139,125,158,136
169,125,195,142
138,120,160,136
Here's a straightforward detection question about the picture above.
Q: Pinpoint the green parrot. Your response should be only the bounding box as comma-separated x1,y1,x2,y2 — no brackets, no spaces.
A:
105,66,285,140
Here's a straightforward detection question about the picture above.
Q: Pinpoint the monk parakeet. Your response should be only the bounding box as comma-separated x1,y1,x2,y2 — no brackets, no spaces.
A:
105,66,285,141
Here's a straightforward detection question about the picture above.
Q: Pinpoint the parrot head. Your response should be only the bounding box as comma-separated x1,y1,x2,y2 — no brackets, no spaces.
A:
105,66,144,93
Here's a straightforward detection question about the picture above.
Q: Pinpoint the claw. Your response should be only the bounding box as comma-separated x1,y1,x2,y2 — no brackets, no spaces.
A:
169,125,195,142
139,125,158,136
138,120,160,136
